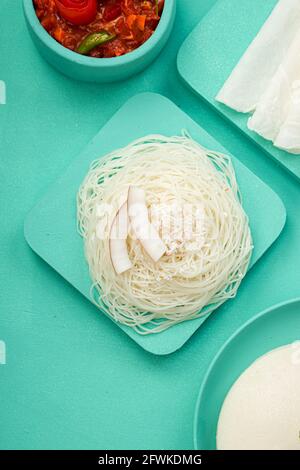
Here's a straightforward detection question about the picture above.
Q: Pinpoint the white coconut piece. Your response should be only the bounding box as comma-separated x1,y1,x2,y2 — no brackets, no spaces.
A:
216,0,300,113
217,343,300,450
128,186,166,263
109,202,132,275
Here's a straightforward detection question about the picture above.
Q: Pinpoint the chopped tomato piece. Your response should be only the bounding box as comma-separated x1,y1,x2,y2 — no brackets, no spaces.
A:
53,27,65,42
103,4,122,22
41,15,56,31
136,15,146,31
126,14,137,30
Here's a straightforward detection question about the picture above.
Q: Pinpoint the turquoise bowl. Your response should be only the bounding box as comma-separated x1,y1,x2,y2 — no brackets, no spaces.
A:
23,0,176,82
193,298,300,450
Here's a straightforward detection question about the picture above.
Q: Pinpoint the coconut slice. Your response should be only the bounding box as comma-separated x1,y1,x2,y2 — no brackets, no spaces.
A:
128,186,166,262
109,202,132,275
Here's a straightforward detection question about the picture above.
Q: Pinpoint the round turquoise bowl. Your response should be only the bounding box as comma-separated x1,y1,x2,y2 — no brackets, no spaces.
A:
193,298,300,450
23,0,176,82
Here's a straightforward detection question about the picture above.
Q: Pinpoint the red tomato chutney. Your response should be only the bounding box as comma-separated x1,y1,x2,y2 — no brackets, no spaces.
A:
34,0,165,58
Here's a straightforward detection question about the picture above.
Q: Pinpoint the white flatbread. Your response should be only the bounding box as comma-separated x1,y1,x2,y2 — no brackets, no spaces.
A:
216,0,300,113
274,81,300,153
217,343,300,450
248,30,300,145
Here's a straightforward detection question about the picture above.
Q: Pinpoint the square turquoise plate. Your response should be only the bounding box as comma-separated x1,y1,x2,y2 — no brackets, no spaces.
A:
24,92,286,355
177,0,300,180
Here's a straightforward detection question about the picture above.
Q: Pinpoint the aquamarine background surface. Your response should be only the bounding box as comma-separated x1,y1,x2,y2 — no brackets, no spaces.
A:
0,0,299,449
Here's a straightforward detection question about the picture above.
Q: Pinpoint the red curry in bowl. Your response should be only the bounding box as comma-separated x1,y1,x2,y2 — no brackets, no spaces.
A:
34,0,164,58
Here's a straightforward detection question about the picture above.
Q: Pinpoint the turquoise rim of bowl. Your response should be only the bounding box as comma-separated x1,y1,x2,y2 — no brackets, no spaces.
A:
193,297,300,449
23,0,175,68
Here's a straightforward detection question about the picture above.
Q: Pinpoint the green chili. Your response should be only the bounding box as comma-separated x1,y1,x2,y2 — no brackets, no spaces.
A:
76,31,116,55
155,0,159,16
